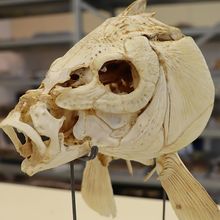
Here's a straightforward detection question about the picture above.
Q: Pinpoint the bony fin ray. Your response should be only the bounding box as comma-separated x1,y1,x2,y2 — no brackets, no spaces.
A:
156,153,220,220
81,155,116,217
126,160,133,175
119,0,147,16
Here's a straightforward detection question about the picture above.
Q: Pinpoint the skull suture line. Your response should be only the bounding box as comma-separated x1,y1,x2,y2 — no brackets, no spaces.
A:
0,0,219,219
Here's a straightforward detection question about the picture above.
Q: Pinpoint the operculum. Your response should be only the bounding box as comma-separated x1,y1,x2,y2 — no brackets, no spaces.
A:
150,37,215,153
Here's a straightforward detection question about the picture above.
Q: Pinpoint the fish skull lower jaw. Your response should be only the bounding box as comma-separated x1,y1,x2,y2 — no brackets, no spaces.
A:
21,142,90,176
18,132,91,176
0,109,91,175
2,122,91,176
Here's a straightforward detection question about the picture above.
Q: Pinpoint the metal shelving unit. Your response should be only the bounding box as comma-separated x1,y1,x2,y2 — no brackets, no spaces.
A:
183,26,220,43
0,26,219,51
0,1,219,50
0,0,71,18
0,0,219,18
0,161,219,195
0,33,74,49
1,72,220,94
0,77,42,88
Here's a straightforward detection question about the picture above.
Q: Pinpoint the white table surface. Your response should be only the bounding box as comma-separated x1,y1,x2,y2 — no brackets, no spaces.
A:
0,182,178,220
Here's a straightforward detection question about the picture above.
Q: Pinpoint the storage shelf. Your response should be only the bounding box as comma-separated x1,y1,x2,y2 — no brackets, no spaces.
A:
0,0,70,18
0,77,42,88
0,0,132,18
213,75,220,97
0,0,219,18
183,27,213,37
1,72,219,94
201,129,220,138
0,162,219,192
0,33,74,50
182,27,220,42
0,26,219,51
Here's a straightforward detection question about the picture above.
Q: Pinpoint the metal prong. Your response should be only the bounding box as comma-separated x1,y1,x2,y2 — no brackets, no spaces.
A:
70,161,77,220
162,189,167,220
69,146,99,220
79,145,99,162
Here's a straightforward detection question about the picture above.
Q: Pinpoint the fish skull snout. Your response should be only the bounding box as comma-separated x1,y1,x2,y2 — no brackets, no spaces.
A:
0,90,90,175
0,92,62,156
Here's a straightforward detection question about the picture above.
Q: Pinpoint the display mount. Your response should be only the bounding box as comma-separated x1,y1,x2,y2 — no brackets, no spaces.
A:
69,146,166,220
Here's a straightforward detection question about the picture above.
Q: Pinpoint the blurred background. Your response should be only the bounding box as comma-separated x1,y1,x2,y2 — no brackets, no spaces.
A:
0,0,219,204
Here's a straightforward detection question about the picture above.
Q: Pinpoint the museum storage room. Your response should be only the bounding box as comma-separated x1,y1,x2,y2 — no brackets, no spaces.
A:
0,0,220,219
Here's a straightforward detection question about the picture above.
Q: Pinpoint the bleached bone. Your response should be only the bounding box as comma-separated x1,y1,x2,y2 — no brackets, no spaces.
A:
81,155,116,217
0,0,219,219
156,154,220,220
94,36,159,113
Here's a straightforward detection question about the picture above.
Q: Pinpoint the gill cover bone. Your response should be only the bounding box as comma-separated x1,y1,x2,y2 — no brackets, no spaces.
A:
150,37,214,153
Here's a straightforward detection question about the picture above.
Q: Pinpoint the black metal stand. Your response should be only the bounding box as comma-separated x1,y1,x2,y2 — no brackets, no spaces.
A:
69,146,99,220
70,161,77,220
69,147,166,220
163,190,167,220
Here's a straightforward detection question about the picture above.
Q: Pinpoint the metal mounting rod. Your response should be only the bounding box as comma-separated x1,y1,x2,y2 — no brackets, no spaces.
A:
70,146,166,220
70,146,99,220
162,190,167,220
70,161,77,220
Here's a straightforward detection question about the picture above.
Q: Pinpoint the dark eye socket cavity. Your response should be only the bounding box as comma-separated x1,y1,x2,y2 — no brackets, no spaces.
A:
98,60,139,95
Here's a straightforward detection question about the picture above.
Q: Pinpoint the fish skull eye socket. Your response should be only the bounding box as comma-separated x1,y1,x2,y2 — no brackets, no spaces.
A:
98,60,139,95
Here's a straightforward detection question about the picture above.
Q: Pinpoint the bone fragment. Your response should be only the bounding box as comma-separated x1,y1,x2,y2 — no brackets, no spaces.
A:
126,160,133,175
144,166,156,182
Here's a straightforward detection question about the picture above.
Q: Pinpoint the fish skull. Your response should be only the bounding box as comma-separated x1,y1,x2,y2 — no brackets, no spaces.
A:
0,0,214,177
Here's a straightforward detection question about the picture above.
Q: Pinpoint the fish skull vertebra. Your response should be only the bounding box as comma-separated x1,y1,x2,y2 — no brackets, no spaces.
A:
1,0,219,219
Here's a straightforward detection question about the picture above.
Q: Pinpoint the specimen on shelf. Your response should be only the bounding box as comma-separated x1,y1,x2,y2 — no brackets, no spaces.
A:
0,0,219,219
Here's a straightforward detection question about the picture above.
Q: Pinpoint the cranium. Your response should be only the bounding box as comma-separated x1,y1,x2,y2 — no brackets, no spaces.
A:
1,0,219,219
